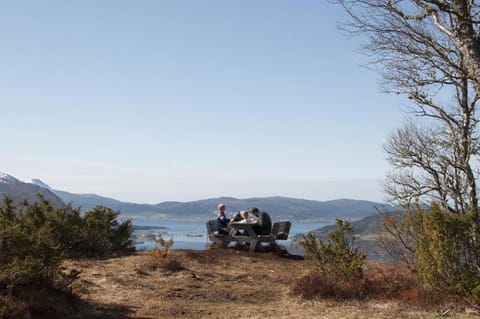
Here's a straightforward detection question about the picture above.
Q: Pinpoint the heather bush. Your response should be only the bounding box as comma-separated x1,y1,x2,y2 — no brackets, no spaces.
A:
291,271,367,299
363,262,457,307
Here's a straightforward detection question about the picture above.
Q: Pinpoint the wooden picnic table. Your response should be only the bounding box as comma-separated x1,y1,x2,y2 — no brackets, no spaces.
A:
228,222,274,253
206,220,291,253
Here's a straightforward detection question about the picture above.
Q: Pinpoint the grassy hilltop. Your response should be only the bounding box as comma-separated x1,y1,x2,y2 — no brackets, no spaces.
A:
62,249,475,319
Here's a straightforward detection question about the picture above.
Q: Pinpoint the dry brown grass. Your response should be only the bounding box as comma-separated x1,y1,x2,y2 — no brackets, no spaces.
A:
63,249,480,319
363,261,457,307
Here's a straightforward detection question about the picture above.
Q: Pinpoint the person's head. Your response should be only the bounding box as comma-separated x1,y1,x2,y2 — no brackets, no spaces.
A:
249,207,260,217
217,203,226,216
240,210,249,220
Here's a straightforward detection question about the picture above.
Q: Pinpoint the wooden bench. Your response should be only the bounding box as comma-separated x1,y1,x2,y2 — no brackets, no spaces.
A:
205,220,235,248
206,220,292,252
271,221,292,240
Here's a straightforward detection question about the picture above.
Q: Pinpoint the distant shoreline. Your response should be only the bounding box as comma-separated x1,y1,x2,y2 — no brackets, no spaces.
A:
132,225,168,230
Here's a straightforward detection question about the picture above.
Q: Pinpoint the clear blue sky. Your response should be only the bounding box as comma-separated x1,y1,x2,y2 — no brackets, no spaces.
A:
1,1,403,203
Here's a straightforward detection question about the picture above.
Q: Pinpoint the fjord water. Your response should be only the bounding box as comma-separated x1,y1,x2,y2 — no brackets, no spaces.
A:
132,220,331,251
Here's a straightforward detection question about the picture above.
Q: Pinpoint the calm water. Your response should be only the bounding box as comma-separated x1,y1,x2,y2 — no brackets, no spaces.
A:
132,219,331,251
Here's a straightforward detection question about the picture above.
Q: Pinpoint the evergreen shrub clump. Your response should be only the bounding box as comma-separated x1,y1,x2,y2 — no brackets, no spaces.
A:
292,219,367,299
0,195,134,318
414,204,480,302
381,203,480,304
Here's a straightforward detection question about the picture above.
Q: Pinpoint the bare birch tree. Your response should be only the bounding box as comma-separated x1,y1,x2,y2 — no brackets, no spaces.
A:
334,0,480,215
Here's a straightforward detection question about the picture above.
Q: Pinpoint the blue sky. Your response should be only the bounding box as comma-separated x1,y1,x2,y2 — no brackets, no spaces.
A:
1,1,403,203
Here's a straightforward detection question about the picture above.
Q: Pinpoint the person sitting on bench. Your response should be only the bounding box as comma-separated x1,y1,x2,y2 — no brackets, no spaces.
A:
250,207,272,235
216,203,230,234
231,210,249,223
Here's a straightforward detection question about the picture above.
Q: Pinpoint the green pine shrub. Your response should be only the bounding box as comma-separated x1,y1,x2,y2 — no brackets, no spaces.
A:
0,197,64,291
0,195,134,318
381,203,480,303
303,219,366,281
0,196,80,318
415,204,480,302
78,205,134,257
294,219,367,299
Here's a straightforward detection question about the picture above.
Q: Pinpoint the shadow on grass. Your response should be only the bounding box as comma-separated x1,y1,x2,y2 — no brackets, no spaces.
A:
78,299,147,319
275,245,305,260
2,288,147,319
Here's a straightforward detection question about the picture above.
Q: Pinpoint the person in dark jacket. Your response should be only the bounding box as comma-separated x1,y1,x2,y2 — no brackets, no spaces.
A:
216,203,230,234
250,207,272,235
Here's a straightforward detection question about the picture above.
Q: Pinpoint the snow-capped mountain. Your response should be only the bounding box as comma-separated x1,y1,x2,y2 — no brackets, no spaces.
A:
27,178,55,191
0,172,64,207
0,172,21,184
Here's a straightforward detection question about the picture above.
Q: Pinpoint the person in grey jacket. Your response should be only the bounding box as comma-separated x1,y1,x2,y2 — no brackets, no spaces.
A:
250,207,272,235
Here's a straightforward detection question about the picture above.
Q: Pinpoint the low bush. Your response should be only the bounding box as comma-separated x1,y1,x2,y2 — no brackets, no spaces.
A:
292,258,459,306
0,294,28,319
363,262,417,299
142,235,183,273
0,197,68,291
381,203,480,304
365,261,460,307
0,195,134,318
415,204,480,302
294,219,367,299
293,216,465,307
291,271,367,299
146,257,183,273
76,205,134,257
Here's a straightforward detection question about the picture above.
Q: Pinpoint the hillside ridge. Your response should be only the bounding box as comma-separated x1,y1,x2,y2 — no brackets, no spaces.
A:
1,174,400,222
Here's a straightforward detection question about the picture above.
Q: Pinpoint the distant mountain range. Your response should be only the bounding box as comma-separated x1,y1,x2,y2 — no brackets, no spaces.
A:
0,172,400,222
289,213,393,258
